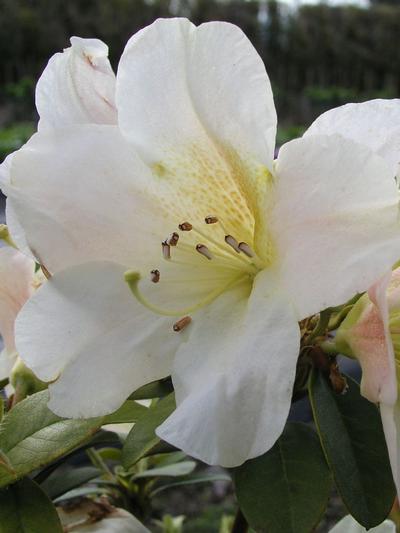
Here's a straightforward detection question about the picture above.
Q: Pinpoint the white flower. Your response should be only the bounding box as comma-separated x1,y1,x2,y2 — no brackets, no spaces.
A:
329,515,396,533
57,500,149,532
2,19,400,466
0,244,35,379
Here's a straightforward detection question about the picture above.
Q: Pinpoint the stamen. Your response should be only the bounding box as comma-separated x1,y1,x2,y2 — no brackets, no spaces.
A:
238,242,255,258
167,232,179,246
173,316,192,332
41,264,52,279
162,240,171,260
225,235,241,253
150,269,160,283
196,244,213,260
179,222,193,231
205,215,218,225
125,270,247,317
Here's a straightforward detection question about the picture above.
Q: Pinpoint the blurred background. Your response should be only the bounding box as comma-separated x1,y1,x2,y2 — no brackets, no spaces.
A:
0,0,399,164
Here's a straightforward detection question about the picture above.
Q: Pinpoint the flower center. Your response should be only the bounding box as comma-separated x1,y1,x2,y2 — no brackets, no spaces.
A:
125,214,266,331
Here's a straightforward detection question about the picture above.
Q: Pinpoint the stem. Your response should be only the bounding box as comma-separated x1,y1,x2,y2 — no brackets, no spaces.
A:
319,339,341,355
231,508,249,533
86,448,114,481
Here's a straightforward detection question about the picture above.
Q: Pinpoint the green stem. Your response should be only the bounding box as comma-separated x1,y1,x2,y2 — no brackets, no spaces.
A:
86,448,114,481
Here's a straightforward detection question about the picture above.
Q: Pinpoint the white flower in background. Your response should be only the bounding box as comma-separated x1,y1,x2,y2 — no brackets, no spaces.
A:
57,499,149,532
329,515,396,533
2,18,400,466
0,243,35,379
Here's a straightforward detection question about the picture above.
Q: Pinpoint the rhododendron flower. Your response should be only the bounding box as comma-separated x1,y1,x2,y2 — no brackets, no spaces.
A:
2,19,400,466
329,515,395,533
336,268,400,496
0,244,35,379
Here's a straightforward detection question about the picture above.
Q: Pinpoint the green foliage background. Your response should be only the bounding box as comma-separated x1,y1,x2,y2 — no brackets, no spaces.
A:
0,0,399,140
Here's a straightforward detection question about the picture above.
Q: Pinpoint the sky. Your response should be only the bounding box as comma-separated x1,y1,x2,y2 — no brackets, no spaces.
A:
278,0,369,6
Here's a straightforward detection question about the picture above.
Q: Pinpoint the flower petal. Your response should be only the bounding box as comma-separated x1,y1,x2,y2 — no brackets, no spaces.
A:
4,125,172,273
0,247,35,355
117,19,276,250
15,262,180,417
272,134,400,319
36,37,117,129
304,99,400,178
157,270,300,467
117,18,276,169
329,514,396,533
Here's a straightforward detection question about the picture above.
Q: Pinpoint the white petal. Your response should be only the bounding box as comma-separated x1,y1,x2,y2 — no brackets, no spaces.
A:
381,402,400,501
37,37,117,130
329,514,396,533
0,247,35,354
117,18,276,169
304,99,400,178
15,262,180,417
272,134,400,319
4,125,172,273
157,270,300,467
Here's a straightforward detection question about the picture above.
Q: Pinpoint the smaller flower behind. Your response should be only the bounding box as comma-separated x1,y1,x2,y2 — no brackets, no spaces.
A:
336,267,400,497
329,515,395,533
0,228,45,400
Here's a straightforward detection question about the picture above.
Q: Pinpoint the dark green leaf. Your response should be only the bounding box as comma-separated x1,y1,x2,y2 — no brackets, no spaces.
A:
309,370,396,528
0,477,62,532
40,466,100,499
129,378,174,400
0,391,102,487
234,422,332,533
122,394,176,468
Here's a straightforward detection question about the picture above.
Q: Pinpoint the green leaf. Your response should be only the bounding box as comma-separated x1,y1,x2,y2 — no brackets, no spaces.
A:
309,370,396,528
132,460,196,479
150,472,231,497
40,465,100,499
129,378,174,400
0,391,102,487
103,400,148,424
0,477,63,532
122,393,176,468
234,422,332,533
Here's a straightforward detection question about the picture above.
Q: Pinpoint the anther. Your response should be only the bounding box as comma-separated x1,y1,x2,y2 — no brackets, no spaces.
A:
196,244,213,260
173,316,192,332
167,232,179,246
41,264,52,279
150,269,160,283
238,242,255,258
178,222,193,231
205,215,218,225
162,240,171,260
225,235,241,253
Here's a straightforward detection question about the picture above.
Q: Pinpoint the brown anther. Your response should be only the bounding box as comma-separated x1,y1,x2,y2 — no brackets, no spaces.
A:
40,264,52,279
167,232,179,246
196,244,213,260
205,215,218,224
162,240,171,260
178,222,193,231
150,269,160,283
225,235,240,253
173,316,192,332
238,242,255,257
